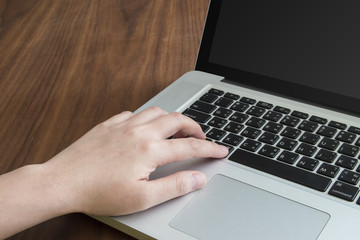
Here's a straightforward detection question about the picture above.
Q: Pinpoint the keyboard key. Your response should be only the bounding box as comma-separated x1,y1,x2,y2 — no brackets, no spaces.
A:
208,117,228,128
338,143,359,157
317,163,339,178
213,107,233,118
277,150,299,164
246,117,266,128
190,101,217,114
241,127,261,139
280,115,300,127
338,170,360,185
296,157,319,171
318,137,339,151
240,97,256,105
336,155,358,170
298,120,318,132
317,126,337,138
230,102,249,112
215,97,233,107
300,132,320,145
309,115,328,124
329,181,359,201
259,145,280,158
256,101,273,109
183,109,211,123
296,143,317,157
329,120,347,130
315,149,337,163
274,106,291,114
229,149,332,192
224,92,240,100
229,112,249,124
209,88,224,96
223,133,243,146
259,132,279,145
246,106,266,117
240,139,262,152
199,124,210,133
281,127,301,139
277,137,298,151
291,110,309,119
335,131,356,144
348,126,360,135
206,128,226,140
200,93,218,103
263,111,283,122
263,122,283,134
224,122,244,134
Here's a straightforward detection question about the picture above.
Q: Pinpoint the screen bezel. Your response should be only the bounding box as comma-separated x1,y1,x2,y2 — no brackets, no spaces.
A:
195,0,360,117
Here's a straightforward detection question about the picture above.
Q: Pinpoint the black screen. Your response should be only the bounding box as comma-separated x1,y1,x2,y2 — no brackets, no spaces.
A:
196,0,360,115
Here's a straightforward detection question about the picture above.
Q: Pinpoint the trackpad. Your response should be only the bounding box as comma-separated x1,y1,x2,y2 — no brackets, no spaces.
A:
170,175,330,240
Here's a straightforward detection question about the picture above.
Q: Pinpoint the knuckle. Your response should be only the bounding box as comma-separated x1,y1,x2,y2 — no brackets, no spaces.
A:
175,175,189,196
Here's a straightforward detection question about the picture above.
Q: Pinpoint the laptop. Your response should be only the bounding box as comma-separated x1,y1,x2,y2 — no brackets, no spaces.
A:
92,0,360,239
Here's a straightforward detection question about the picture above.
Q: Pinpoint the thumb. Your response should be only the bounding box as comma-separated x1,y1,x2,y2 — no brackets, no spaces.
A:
146,171,206,207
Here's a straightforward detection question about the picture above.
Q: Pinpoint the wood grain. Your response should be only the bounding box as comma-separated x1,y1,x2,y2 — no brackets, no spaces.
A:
0,0,209,239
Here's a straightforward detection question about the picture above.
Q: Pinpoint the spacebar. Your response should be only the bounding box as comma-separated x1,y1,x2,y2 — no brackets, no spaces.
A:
228,149,332,192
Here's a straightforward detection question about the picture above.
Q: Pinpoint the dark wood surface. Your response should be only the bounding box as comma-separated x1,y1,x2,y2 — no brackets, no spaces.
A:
0,0,209,238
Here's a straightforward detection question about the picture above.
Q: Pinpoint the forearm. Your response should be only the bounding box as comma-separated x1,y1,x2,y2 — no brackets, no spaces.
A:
0,164,72,239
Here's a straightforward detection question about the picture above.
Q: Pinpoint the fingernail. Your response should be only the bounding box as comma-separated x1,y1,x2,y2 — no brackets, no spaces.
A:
220,145,229,155
192,173,206,190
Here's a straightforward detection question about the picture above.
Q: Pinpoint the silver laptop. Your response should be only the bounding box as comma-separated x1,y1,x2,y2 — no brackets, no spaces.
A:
92,0,360,239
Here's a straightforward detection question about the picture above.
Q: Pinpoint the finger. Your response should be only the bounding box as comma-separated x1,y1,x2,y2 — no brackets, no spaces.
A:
153,137,228,167
145,171,207,208
143,112,206,140
128,106,168,126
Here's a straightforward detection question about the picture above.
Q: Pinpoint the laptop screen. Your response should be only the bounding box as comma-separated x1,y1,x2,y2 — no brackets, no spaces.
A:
196,0,360,116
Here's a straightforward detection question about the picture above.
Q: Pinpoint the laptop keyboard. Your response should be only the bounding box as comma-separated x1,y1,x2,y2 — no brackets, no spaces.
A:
183,88,360,205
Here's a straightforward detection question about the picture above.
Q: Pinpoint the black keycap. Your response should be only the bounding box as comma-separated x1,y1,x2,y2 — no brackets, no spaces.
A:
213,107,233,118
190,101,217,114
338,143,359,157
230,102,249,112
259,145,280,158
246,117,266,128
209,88,224,96
309,115,328,124
296,157,319,171
256,101,273,109
317,163,339,178
223,133,243,146
200,93,218,103
329,120,347,130
229,149,332,192
240,97,256,105
229,112,249,124
263,122,283,134
298,120,318,132
274,106,291,114
259,132,279,145
336,131,356,144
329,181,359,201
241,127,261,139
240,139,262,152
183,109,211,123
291,110,309,119
315,149,337,163
300,132,320,145
338,170,360,185
199,124,210,133
263,111,283,122
281,127,301,139
215,97,233,108
318,137,339,151
277,150,299,164
336,155,358,170
317,126,337,138
224,122,244,134
356,137,360,147
206,128,226,140
280,116,300,127
246,106,266,117
277,137,298,151
296,143,317,157
348,126,360,135
224,92,240,100
208,117,228,128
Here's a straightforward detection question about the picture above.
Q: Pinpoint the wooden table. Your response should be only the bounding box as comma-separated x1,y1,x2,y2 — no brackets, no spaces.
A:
0,0,209,238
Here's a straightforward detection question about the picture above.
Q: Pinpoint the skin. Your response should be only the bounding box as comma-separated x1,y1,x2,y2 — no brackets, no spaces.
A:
0,107,228,238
